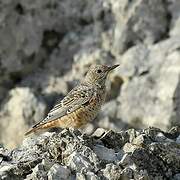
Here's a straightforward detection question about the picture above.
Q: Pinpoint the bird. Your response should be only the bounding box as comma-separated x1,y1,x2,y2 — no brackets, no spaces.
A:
25,64,119,136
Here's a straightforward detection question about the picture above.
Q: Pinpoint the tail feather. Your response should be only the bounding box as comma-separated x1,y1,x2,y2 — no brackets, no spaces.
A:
25,126,42,136
24,118,61,136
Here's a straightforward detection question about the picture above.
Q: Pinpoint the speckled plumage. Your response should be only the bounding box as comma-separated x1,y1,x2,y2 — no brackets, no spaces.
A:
25,64,119,135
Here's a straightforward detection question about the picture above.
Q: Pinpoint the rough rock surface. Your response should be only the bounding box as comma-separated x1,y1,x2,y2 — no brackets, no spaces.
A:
112,0,168,54
116,38,180,130
0,87,46,148
0,0,180,148
0,127,180,180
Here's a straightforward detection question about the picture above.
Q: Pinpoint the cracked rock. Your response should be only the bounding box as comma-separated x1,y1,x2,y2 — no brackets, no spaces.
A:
0,127,179,179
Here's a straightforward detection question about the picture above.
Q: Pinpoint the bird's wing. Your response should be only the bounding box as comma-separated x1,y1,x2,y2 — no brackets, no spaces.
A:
32,85,94,128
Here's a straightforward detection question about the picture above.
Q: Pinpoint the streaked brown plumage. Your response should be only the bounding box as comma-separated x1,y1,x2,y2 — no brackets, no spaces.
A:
25,64,119,135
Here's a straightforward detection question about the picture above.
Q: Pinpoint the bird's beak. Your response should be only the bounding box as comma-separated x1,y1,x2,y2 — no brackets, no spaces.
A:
107,64,120,72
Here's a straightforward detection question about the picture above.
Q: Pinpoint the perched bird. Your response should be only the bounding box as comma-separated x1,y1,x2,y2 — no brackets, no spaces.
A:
25,64,119,135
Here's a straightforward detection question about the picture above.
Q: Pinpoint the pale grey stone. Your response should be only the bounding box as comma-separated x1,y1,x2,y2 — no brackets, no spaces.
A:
116,38,180,130
0,128,179,179
112,0,168,54
0,87,46,148
102,163,122,180
0,1,179,179
92,128,106,138
93,144,116,162
176,135,180,144
173,173,180,180
47,164,71,180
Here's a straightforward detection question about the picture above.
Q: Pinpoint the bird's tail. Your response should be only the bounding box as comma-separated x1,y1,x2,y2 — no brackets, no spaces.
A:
24,126,41,136
24,118,61,136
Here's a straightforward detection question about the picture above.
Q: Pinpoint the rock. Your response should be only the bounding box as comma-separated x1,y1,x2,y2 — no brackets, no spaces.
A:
149,142,180,173
64,150,99,173
0,0,180,168
0,87,10,106
170,18,180,37
97,101,127,132
0,0,114,118
100,130,129,150
0,127,179,179
47,164,71,180
123,143,138,153
76,173,86,180
116,38,180,130
155,132,174,143
127,129,140,143
168,0,180,37
102,163,122,180
173,173,180,180
134,170,149,180
120,167,134,180
112,0,168,54
76,172,99,180
0,165,18,180
21,73,68,96
119,154,134,167
0,87,46,148
26,163,47,180
93,144,116,162
176,135,180,144
92,128,106,138
99,101,117,119
70,48,115,82
168,126,180,139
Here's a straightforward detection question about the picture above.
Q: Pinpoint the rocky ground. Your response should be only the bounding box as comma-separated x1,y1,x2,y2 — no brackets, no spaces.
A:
1,0,180,179
0,127,180,180
0,0,180,149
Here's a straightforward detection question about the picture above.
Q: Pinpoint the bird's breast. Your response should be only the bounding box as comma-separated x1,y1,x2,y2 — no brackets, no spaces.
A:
84,89,106,121
59,89,106,128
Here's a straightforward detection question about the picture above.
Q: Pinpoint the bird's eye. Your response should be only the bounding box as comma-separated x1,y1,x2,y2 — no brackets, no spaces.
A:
97,69,102,73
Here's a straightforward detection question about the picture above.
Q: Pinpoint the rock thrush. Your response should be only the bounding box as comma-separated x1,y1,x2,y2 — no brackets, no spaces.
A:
25,64,119,135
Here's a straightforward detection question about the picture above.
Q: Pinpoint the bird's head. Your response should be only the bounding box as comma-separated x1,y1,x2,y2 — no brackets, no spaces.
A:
84,64,119,87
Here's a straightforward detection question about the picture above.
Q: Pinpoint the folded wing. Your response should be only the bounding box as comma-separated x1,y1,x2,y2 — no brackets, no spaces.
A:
32,84,94,129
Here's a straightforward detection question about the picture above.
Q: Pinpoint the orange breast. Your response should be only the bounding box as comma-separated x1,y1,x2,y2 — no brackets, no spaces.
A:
56,90,106,129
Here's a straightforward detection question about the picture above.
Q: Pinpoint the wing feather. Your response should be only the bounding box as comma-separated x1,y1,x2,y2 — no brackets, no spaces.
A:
32,85,94,128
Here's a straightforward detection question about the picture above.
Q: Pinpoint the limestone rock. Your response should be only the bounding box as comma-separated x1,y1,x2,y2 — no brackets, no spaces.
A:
0,127,179,179
168,0,180,37
47,164,71,180
116,38,180,130
112,0,168,54
0,0,180,160
0,87,46,148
